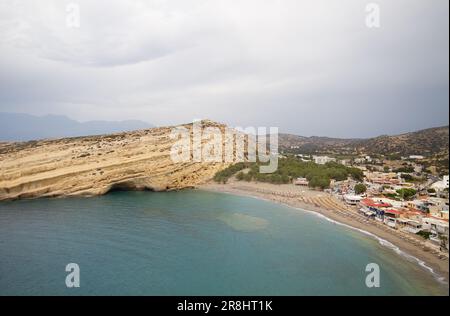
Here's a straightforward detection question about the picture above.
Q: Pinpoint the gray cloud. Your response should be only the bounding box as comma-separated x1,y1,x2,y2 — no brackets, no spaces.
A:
0,0,448,138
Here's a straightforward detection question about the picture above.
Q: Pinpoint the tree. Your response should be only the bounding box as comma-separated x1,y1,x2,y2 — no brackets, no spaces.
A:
401,174,414,182
243,173,253,182
223,157,365,189
348,168,364,181
396,188,417,200
309,176,330,190
394,166,414,173
354,183,367,195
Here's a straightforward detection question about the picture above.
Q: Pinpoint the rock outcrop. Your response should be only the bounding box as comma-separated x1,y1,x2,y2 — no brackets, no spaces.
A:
0,120,230,201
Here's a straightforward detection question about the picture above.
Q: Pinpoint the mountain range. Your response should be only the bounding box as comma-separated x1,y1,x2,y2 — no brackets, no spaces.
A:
1,113,448,159
0,112,153,141
279,126,449,157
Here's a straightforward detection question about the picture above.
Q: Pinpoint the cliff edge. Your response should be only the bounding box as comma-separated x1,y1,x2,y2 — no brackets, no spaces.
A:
0,121,230,201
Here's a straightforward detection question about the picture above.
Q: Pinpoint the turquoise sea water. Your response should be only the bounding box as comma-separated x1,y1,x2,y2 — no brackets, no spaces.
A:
0,190,447,296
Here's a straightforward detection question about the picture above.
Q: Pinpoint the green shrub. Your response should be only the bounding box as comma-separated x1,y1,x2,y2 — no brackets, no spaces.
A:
416,231,431,240
396,188,417,200
354,183,367,195
214,157,362,188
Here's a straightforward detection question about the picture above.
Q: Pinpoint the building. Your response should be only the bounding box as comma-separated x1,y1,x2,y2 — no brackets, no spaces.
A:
422,217,449,249
359,198,392,221
313,156,336,165
431,175,449,191
397,219,422,234
409,155,425,160
364,171,401,185
344,195,363,205
293,178,309,186
427,198,450,219
373,197,404,208
383,209,402,228
339,159,351,166
295,154,312,162
407,200,429,213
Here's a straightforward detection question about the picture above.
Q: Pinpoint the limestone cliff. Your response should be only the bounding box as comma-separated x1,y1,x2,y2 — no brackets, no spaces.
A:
0,121,230,201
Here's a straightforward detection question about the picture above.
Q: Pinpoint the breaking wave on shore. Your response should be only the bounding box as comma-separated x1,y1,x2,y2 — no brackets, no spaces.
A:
208,189,447,286
297,207,447,285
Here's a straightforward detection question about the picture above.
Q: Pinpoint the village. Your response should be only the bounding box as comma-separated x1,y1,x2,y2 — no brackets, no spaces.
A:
292,154,449,251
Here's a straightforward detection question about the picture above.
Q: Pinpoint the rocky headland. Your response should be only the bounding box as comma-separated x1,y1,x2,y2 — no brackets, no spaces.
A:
0,120,230,201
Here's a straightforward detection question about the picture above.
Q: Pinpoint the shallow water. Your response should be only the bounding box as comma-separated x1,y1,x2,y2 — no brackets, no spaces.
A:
0,190,447,295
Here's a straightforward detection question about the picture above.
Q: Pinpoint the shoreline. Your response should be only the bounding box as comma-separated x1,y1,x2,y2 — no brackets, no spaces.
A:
199,181,449,286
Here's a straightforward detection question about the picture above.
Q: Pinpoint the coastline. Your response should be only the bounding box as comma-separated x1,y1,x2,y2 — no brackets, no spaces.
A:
199,181,450,286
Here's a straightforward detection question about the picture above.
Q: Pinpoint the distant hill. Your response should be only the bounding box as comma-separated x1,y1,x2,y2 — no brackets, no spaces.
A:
0,113,153,141
279,126,449,157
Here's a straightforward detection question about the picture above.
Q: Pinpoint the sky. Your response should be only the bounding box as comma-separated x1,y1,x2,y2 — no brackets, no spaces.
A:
0,0,448,138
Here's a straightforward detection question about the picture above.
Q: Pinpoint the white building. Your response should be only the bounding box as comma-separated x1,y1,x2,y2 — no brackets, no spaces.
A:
401,220,422,234
339,159,351,166
431,175,449,191
293,178,309,186
409,155,425,160
422,217,449,249
344,195,363,205
313,156,336,165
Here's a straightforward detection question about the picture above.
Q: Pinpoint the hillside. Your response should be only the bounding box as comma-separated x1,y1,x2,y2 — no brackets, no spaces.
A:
280,126,449,157
0,121,230,201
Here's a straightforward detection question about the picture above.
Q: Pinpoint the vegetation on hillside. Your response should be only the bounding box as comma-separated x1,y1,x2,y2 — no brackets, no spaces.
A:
393,166,415,173
396,188,417,200
213,162,252,184
279,126,449,158
214,158,364,189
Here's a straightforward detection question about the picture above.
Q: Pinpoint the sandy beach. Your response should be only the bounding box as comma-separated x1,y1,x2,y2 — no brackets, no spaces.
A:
199,180,450,285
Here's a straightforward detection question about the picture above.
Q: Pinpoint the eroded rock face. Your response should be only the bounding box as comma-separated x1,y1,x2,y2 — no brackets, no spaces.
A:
0,121,230,201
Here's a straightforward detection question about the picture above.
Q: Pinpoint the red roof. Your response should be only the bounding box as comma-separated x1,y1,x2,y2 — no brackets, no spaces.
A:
361,198,392,208
385,209,402,215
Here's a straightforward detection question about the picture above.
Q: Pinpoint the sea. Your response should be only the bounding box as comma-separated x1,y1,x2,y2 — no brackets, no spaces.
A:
0,190,447,295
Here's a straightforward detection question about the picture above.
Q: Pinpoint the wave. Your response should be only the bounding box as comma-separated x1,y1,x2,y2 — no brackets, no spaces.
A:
297,207,447,285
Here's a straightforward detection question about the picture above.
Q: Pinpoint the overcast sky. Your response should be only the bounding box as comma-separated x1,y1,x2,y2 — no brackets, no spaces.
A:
0,0,448,138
